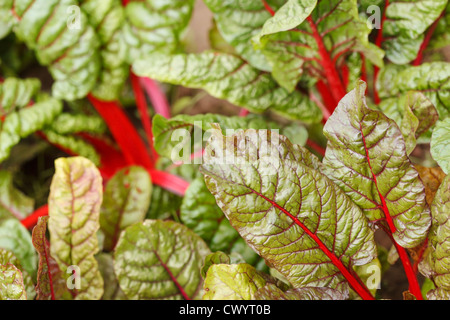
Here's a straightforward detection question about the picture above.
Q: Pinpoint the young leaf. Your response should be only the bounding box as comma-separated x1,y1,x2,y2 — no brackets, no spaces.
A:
133,52,322,123
31,216,70,300
253,0,384,93
113,219,210,300
48,156,104,300
0,218,37,277
420,175,450,300
377,62,450,120
381,0,448,64
0,263,27,300
0,248,35,300
323,81,431,248
202,263,267,300
123,0,195,61
430,118,450,175
200,126,377,299
100,166,152,251
0,170,34,221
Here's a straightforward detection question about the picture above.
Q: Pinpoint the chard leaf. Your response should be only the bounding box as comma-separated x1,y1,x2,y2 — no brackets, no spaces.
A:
0,218,37,277
49,113,107,135
48,156,104,300
420,175,450,300
100,166,152,251
200,126,377,297
431,118,450,175
382,0,448,64
113,219,210,300
202,263,267,300
203,0,283,71
11,0,101,101
0,263,26,300
323,81,431,248
252,0,384,92
0,248,35,300
201,251,232,279
80,0,129,101
427,4,449,51
133,52,322,123
123,0,194,61
254,283,345,300
377,62,450,120
180,176,260,265
399,92,439,155
31,216,70,300
96,253,126,300
0,170,34,221
415,165,447,206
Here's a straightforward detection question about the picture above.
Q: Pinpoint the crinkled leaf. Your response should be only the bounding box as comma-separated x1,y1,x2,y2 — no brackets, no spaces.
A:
0,77,40,116
180,176,260,265
202,263,267,300
123,0,194,61
0,263,26,300
200,126,377,296
431,118,450,175
399,92,439,155
146,185,182,221
48,156,104,300
133,52,322,123
32,216,70,300
382,0,448,64
100,166,152,251
49,113,107,135
0,218,37,277
0,248,35,300
254,283,346,300
201,251,231,279
377,63,450,120
113,219,210,300
203,0,284,71
11,0,101,100
323,81,431,248
96,253,126,300
81,0,129,101
420,176,450,300
253,0,384,92
0,170,34,221
427,4,449,51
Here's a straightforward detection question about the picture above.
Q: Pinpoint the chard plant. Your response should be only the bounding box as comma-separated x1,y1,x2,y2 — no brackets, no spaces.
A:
0,0,448,301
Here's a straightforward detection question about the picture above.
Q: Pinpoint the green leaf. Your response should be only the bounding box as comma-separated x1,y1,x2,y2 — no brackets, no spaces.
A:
114,219,210,300
180,176,260,265
12,0,101,100
0,218,37,277
202,263,267,300
133,52,322,123
377,62,450,120
201,251,231,279
323,81,431,248
123,0,195,61
146,185,182,221
49,113,107,135
100,166,152,251
200,126,377,296
427,4,449,52
96,253,126,300
81,0,129,101
203,0,283,71
253,0,384,92
48,156,104,300
31,216,71,300
420,175,450,300
254,283,345,300
0,248,35,300
431,118,450,175
399,92,439,155
382,0,448,64
0,263,27,300
0,170,34,221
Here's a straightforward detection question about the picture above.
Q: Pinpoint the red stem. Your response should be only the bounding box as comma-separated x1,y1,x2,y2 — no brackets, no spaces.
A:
130,72,159,162
412,11,445,66
306,139,326,157
316,80,337,113
21,204,49,229
149,169,190,196
139,77,171,119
